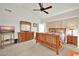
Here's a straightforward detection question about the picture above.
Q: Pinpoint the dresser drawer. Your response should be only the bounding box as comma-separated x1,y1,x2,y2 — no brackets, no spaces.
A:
67,36,77,46
67,39,73,42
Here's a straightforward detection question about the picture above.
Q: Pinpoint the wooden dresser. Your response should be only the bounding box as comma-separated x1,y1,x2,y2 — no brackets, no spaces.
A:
67,35,77,46
18,21,34,42
18,31,34,42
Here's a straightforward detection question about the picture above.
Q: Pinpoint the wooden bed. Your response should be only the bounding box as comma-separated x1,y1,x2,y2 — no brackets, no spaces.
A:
36,32,62,54
35,28,66,54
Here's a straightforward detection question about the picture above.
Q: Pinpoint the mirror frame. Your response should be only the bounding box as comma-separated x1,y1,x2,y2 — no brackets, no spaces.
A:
20,21,31,32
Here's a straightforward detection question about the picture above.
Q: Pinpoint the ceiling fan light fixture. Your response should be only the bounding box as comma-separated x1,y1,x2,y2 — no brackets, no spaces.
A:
33,3,52,14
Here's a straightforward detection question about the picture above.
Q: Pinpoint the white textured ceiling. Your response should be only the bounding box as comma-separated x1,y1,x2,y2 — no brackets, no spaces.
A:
0,3,79,22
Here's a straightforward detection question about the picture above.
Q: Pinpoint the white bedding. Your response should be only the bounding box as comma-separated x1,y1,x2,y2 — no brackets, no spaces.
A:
60,32,65,43
49,32,65,43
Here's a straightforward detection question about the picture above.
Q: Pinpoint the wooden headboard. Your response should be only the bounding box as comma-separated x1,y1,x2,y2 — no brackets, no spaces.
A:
49,28,66,43
49,28,66,33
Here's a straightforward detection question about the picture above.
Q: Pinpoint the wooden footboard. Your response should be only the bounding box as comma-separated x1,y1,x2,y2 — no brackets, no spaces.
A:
35,32,62,55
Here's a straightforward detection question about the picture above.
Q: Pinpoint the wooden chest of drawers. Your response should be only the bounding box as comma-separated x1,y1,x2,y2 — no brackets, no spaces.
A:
67,36,77,46
18,31,34,42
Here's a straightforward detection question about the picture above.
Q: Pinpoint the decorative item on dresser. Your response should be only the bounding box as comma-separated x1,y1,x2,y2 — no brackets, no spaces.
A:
67,35,77,46
18,21,34,42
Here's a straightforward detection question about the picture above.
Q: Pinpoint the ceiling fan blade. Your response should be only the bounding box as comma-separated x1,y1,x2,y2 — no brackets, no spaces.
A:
33,9,40,11
39,3,43,8
43,10,48,14
44,6,52,10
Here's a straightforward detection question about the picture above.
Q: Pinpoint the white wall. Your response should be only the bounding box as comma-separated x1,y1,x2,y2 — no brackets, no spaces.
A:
0,4,41,39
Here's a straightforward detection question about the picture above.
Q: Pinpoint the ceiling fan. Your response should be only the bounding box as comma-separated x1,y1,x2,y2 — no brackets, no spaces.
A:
33,3,52,14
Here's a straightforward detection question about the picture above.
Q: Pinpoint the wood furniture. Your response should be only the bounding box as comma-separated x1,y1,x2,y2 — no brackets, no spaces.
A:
18,31,34,42
36,32,62,54
67,35,77,46
49,28,66,43
0,26,15,47
18,21,34,42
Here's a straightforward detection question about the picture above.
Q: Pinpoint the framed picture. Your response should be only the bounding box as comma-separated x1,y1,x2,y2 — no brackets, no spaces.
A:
33,23,38,27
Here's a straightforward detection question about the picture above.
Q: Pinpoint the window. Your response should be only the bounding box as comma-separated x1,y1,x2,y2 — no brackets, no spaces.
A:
38,23,45,33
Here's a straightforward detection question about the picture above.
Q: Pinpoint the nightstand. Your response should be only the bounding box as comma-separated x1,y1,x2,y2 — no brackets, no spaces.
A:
67,35,77,46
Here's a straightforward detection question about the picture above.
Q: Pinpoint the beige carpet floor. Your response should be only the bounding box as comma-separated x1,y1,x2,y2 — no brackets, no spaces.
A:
0,39,79,56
